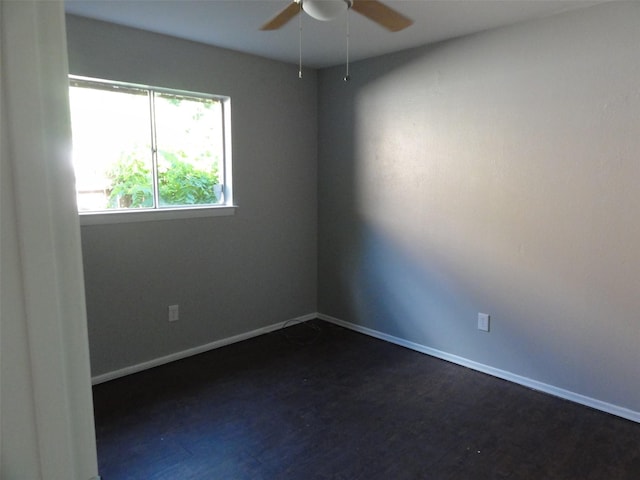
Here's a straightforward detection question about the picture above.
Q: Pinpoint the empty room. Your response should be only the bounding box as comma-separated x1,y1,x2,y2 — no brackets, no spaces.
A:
2,1,639,479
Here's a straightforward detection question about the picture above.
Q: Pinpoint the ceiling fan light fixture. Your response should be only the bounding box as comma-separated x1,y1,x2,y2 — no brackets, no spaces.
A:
302,0,351,22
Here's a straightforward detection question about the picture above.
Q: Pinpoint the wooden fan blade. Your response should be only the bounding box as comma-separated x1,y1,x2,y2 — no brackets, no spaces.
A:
351,0,413,32
260,2,301,30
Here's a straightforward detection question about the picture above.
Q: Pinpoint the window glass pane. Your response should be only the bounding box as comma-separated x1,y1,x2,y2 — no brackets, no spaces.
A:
69,83,154,211
154,92,224,207
69,78,231,215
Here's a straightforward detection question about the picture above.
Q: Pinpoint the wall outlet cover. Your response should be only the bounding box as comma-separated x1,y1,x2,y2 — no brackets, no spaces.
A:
478,313,490,332
168,304,179,322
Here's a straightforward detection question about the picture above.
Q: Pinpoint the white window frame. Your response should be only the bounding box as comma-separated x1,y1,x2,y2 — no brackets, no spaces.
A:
69,76,235,225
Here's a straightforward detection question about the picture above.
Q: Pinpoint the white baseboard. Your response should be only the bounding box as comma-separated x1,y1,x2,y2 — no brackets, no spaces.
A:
91,311,639,424
317,313,640,424
91,313,317,385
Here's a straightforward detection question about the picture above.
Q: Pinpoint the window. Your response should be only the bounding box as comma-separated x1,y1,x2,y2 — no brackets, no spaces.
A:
68,77,232,220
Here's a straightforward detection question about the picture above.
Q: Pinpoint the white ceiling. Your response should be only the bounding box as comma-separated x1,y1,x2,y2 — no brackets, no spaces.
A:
64,0,603,68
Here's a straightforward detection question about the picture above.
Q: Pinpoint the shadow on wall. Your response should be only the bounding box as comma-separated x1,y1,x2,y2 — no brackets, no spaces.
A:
318,1,640,412
345,217,639,410
349,223,475,350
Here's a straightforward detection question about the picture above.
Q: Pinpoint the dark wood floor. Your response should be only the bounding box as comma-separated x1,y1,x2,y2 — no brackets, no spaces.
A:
93,320,640,479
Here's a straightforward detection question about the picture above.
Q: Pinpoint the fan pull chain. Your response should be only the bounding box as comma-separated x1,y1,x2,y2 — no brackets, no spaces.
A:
344,7,350,82
298,5,303,79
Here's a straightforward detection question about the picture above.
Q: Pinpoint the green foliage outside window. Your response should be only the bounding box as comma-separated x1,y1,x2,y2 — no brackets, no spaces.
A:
158,151,219,206
106,150,219,209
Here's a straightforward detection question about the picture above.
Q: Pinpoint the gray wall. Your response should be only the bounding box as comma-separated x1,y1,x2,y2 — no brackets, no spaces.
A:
318,2,640,413
66,16,318,377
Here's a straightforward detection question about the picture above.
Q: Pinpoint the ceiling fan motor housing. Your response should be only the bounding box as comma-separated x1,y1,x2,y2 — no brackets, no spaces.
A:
260,0,412,33
301,0,353,22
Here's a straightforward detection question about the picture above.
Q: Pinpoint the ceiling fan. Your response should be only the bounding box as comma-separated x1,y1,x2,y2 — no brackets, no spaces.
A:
261,0,413,32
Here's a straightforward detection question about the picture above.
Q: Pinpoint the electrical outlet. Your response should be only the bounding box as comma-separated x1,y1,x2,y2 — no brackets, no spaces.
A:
478,313,490,332
168,304,179,322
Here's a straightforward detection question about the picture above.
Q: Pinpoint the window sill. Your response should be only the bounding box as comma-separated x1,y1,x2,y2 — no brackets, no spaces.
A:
79,205,237,226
